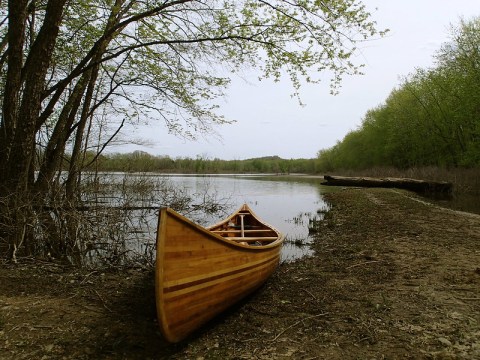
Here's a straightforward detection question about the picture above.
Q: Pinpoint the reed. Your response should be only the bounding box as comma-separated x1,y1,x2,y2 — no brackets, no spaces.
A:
0,173,230,267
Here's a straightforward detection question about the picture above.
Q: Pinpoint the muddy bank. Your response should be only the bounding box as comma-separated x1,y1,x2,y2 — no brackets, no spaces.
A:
1,188,479,359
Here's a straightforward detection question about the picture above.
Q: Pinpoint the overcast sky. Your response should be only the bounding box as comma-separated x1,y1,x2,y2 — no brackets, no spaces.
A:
118,0,480,160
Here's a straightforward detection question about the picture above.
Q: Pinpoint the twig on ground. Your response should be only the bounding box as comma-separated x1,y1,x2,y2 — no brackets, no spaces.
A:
94,289,113,313
80,271,98,285
302,288,317,300
456,297,480,301
270,313,328,342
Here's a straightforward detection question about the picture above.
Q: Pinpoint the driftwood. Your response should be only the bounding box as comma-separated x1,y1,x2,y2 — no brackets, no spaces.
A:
322,175,453,194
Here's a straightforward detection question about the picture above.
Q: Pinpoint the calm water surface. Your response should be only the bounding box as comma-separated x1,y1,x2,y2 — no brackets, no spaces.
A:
161,175,330,261
91,173,479,265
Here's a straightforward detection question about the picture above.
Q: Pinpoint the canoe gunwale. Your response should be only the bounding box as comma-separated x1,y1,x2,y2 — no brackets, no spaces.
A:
163,206,284,250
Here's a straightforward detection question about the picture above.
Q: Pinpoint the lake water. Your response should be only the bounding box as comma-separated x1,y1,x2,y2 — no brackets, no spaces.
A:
155,174,330,261
88,173,479,265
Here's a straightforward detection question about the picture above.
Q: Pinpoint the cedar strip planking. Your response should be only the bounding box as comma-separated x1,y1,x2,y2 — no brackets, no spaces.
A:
155,204,284,343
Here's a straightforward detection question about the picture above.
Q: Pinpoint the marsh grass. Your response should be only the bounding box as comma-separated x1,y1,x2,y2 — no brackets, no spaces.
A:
284,207,329,246
284,236,309,247
1,173,231,268
79,173,231,267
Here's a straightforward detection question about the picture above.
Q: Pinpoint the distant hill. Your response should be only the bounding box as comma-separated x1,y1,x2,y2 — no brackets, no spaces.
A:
244,156,283,161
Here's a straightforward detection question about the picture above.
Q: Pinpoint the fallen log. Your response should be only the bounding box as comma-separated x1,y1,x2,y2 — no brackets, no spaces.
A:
322,175,453,194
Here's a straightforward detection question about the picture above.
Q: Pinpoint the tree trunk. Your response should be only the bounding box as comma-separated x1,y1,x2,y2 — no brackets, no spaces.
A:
0,0,67,260
0,0,27,184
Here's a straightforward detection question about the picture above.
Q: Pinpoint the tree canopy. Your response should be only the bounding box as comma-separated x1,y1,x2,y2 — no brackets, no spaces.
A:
0,0,384,261
316,16,480,172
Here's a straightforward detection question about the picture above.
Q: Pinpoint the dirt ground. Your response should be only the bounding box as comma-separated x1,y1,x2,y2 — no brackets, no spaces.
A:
1,187,480,359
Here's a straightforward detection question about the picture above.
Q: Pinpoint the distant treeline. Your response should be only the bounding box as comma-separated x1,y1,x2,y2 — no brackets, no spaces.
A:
87,152,319,174
317,17,480,171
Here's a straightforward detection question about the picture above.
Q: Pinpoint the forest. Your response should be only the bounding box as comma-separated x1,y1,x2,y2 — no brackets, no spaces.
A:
316,17,480,172
86,152,318,174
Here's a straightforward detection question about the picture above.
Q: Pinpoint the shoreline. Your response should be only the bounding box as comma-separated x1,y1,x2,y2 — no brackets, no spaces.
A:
1,187,479,359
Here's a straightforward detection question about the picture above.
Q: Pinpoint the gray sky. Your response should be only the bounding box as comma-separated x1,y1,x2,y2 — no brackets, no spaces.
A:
120,0,480,160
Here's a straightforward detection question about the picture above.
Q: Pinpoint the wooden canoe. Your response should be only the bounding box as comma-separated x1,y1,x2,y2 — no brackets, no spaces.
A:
155,204,285,343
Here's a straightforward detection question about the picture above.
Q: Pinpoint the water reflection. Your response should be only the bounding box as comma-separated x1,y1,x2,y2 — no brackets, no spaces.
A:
163,175,329,261
424,192,480,215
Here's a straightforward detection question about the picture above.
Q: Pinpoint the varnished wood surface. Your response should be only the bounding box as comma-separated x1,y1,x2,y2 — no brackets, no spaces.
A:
155,204,284,343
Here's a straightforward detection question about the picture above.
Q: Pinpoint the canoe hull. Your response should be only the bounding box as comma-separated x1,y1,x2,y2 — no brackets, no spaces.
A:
155,206,283,343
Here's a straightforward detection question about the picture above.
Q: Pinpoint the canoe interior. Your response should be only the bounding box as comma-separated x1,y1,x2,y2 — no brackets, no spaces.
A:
155,204,284,343
207,204,280,245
